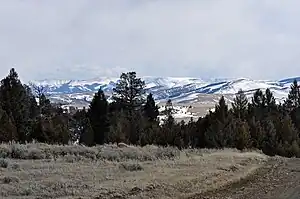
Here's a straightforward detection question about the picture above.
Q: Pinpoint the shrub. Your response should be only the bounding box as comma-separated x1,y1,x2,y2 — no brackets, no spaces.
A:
64,154,78,163
11,144,28,159
0,146,11,158
0,158,9,168
2,176,20,184
10,163,20,170
119,162,144,171
28,148,45,159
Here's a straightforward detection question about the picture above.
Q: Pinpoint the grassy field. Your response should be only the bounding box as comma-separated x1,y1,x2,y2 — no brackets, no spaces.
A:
0,143,268,199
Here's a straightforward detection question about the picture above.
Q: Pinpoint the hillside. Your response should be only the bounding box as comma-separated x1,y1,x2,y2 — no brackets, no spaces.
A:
30,76,299,119
31,76,298,103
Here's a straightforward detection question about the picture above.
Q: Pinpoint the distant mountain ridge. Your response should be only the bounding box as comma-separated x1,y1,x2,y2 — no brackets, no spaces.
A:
30,76,299,106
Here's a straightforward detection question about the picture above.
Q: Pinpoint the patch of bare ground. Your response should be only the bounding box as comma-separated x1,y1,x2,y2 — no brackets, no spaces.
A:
0,143,268,199
189,157,300,199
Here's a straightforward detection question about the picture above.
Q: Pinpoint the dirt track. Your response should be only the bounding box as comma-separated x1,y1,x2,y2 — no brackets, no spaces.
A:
188,157,300,199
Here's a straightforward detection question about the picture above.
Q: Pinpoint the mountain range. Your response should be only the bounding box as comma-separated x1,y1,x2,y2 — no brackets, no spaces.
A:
30,76,300,108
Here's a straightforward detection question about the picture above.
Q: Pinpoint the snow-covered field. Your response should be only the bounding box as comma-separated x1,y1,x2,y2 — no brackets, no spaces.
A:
158,105,198,122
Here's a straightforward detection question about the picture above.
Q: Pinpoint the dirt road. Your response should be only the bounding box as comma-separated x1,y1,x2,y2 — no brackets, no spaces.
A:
188,157,300,199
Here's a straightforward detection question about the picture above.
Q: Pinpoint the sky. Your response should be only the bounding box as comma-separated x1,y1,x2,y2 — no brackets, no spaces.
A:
0,0,300,82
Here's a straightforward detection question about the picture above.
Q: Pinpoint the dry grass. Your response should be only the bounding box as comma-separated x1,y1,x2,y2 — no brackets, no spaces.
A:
0,143,269,199
0,142,180,161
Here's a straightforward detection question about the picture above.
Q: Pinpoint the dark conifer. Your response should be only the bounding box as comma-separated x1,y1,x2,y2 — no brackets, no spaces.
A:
284,79,300,110
88,88,109,145
0,68,38,142
232,89,248,120
143,93,159,122
0,105,17,142
112,72,146,112
215,96,228,123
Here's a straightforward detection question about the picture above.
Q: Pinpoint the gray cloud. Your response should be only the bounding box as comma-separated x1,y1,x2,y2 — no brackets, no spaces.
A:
0,0,300,81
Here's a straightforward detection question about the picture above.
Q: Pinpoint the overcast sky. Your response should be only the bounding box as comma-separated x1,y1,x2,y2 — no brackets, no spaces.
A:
0,0,300,81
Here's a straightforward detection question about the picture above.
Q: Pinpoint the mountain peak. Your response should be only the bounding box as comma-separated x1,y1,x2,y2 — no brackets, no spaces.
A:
30,76,300,105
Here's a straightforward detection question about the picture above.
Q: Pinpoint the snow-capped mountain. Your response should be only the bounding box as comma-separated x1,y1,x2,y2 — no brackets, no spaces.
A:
30,76,299,107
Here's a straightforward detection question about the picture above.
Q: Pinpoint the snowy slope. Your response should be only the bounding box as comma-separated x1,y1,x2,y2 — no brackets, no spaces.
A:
30,76,300,106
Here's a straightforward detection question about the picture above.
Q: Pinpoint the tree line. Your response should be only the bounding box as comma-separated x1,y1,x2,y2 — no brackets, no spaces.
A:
0,68,300,158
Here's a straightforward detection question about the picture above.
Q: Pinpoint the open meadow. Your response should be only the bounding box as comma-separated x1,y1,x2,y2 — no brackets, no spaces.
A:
0,143,269,199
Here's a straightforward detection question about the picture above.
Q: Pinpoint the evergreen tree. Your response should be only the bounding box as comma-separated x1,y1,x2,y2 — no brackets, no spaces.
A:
215,96,228,123
284,80,300,136
162,99,174,119
79,117,94,147
265,88,276,109
250,89,266,120
280,114,298,144
192,116,208,148
139,120,160,146
248,117,264,148
252,89,266,108
174,121,185,149
111,72,146,145
284,79,300,110
112,72,146,112
204,119,223,148
0,105,17,142
88,88,109,145
108,110,129,144
38,94,53,116
70,108,95,146
290,107,300,133
261,119,277,156
143,93,159,122
52,113,70,144
232,89,248,120
234,120,251,150
290,140,300,158
159,99,178,146
0,68,38,142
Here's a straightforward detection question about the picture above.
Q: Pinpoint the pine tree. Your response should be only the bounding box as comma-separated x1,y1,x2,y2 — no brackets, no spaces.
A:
248,117,264,149
0,68,38,142
261,119,277,156
250,89,266,120
70,108,95,146
235,120,251,150
215,96,228,123
38,94,53,116
0,105,17,142
112,71,146,112
51,113,70,145
79,117,94,147
204,119,223,148
252,89,266,108
143,93,159,122
280,114,298,144
232,89,248,120
174,121,184,149
108,110,129,144
111,72,146,145
30,116,49,143
161,99,174,119
193,116,209,148
290,107,300,133
88,88,109,145
284,79,300,110
265,88,276,109
139,119,160,146
290,140,300,158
